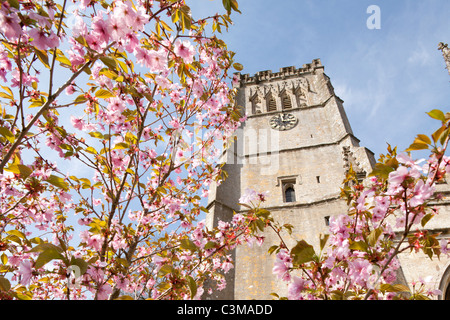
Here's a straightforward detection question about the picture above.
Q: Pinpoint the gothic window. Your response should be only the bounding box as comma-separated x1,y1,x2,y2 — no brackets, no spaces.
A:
277,175,299,204
281,179,297,203
251,95,262,114
284,186,296,203
295,87,307,107
267,94,277,112
282,93,292,110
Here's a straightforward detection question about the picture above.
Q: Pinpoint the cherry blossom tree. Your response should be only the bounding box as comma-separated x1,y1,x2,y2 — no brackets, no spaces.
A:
0,0,258,300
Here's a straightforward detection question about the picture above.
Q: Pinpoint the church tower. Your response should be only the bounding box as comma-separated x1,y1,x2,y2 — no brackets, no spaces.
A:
206,59,377,299
205,58,450,300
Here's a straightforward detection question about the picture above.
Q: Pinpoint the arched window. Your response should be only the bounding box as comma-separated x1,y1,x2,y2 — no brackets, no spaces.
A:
251,95,262,114
267,94,277,112
282,94,292,109
284,186,296,203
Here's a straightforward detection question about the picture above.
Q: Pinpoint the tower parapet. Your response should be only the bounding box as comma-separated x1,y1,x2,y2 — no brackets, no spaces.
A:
234,59,324,87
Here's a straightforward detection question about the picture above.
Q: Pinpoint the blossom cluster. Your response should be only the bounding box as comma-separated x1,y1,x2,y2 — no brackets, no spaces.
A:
269,148,450,300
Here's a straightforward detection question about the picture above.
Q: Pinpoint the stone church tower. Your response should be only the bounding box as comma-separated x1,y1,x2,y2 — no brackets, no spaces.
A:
206,59,450,300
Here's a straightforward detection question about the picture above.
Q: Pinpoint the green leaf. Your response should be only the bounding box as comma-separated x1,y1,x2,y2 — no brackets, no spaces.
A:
440,127,450,146
16,292,33,300
158,264,174,276
70,257,88,275
319,233,329,251
180,238,197,251
0,126,15,143
32,244,65,269
74,94,87,104
414,134,431,145
95,89,115,99
427,109,445,122
222,0,231,12
113,142,129,150
1,253,7,265
100,56,117,70
34,48,50,68
85,146,97,154
230,0,240,13
405,142,429,152
4,164,33,179
268,245,279,255
204,241,217,250
233,63,243,71
255,208,270,219
89,131,104,139
368,227,383,247
186,275,197,299
0,277,11,292
432,125,446,144
0,85,13,97
55,50,72,67
421,213,433,227
368,163,395,179
291,240,315,265
380,283,410,293
28,243,62,253
349,240,369,252
7,230,26,240
46,175,69,191
7,0,20,10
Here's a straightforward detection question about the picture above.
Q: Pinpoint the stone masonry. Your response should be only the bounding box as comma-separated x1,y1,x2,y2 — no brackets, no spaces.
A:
206,59,450,300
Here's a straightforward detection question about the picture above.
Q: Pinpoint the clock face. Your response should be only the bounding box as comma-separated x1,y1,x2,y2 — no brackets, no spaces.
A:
269,113,297,131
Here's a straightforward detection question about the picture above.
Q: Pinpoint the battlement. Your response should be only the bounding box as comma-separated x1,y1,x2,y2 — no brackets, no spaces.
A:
234,59,324,86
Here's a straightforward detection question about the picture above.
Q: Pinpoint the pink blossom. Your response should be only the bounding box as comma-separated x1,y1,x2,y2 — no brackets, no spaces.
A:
409,179,434,207
79,0,91,10
440,239,450,255
135,47,168,73
221,257,234,273
27,28,59,51
272,250,292,281
72,16,88,37
239,188,258,204
96,283,112,300
107,97,126,113
71,116,85,130
169,118,181,129
0,8,22,40
124,33,139,53
328,215,350,239
91,14,110,44
288,276,305,300
174,39,195,64
18,260,33,286
65,84,76,95
388,166,409,186
80,230,104,251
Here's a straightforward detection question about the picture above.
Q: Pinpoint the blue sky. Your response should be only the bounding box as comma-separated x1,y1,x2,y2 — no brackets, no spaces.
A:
188,0,450,159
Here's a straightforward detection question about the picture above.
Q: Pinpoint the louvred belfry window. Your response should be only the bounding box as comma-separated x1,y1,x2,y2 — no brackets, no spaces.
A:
282,94,292,109
267,95,277,112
